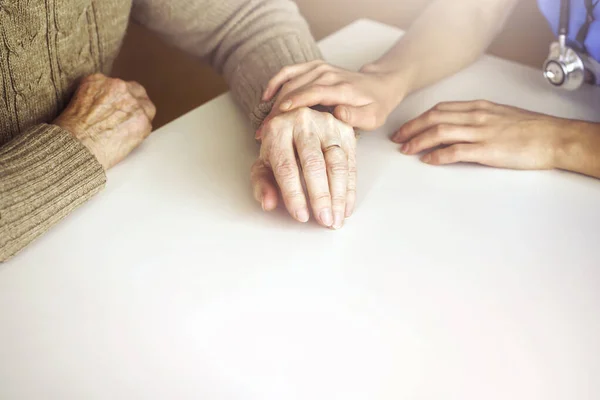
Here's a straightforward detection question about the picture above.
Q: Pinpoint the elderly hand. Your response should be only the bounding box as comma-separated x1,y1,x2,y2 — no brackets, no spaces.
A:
252,107,357,229
261,61,402,131
54,73,156,170
392,100,576,170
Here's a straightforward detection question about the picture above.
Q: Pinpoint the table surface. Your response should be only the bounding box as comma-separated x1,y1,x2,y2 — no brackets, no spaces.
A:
2,19,600,400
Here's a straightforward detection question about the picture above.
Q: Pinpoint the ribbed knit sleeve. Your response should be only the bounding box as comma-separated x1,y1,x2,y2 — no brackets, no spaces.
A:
0,124,106,262
131,0,323,129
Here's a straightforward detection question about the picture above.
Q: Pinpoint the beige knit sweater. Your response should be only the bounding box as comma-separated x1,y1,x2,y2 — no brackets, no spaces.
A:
0,0,321,261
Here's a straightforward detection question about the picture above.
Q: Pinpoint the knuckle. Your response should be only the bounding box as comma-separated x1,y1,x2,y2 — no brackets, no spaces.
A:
432,102,446,111
348,162,357,175
321,71,338,81
433,123,450,136
476,99,492,109
296,107,312,119
134,110,152,126
323,112,336,124
327,161,348,175
280,65,293,75
131,81,147,93
286,191,305,202
303,154,326,174
311,191,331,203
273,158,297,180
472,111,488,124
108,79,128,93
316,63,332,73
262,116,282,133
331,194,346,204
425,110,441,123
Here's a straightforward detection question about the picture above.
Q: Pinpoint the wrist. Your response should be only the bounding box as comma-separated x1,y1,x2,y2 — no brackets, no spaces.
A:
360,61,416,110
554,120,598,173
54,118,107,171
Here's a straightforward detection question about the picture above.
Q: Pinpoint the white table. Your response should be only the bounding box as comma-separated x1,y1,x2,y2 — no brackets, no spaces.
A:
1,19,600,400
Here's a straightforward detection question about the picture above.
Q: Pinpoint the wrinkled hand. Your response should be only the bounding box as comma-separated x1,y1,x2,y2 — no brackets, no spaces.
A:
54,73,156,170
252,107,357,229
393,100,571,170
262,61,401,131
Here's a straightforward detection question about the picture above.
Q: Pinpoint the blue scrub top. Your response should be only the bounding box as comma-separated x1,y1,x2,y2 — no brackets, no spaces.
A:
538,0,600,62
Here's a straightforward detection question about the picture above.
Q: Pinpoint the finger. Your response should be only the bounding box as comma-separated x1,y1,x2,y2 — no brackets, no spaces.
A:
296,133,333,227
251,160,279,211
138,98,157,121
127,81,149,99
400,124,481,155
275,66,342,112
334,104,383,131
263,60,324,101
345,138,357,218
421,143,486,165
323,144,348,229
393,110,492,143
278,84,365,113
269,137,310,223
430,100,494,112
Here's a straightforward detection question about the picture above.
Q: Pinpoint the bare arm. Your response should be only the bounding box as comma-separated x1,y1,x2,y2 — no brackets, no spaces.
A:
262,0,520,130
364,0,520,100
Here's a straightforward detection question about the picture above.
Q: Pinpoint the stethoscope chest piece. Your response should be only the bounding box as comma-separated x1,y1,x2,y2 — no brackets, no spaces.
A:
543,0,599,90
543,41,587,90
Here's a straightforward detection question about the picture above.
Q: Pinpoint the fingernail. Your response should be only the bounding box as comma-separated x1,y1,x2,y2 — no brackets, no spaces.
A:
280,100,292,111
345,206,353,218
401,143,409,153
422,154,432,163
320,209,333,227
261,199,266,211
332,211,344,229
296,208,309,222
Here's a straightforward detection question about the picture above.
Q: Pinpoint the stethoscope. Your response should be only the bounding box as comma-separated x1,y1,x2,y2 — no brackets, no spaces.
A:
543,0,600,89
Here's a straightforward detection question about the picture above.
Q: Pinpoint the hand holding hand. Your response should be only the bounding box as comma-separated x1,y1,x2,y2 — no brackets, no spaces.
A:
55,73,156,170
252,107,357,229
262,61,402,131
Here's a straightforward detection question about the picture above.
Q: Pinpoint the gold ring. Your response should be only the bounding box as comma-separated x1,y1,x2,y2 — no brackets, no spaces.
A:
324,144,342,152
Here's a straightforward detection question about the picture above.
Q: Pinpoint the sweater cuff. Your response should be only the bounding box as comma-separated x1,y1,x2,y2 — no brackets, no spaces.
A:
225,33,323,130
0,124,106,261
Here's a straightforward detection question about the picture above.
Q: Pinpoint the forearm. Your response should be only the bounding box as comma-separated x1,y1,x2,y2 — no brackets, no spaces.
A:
555,121,600,179
0,124,105,262
132,0,322,128
363,0,518,104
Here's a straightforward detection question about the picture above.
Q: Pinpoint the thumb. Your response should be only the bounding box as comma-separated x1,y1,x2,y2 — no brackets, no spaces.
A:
334,104,384,131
